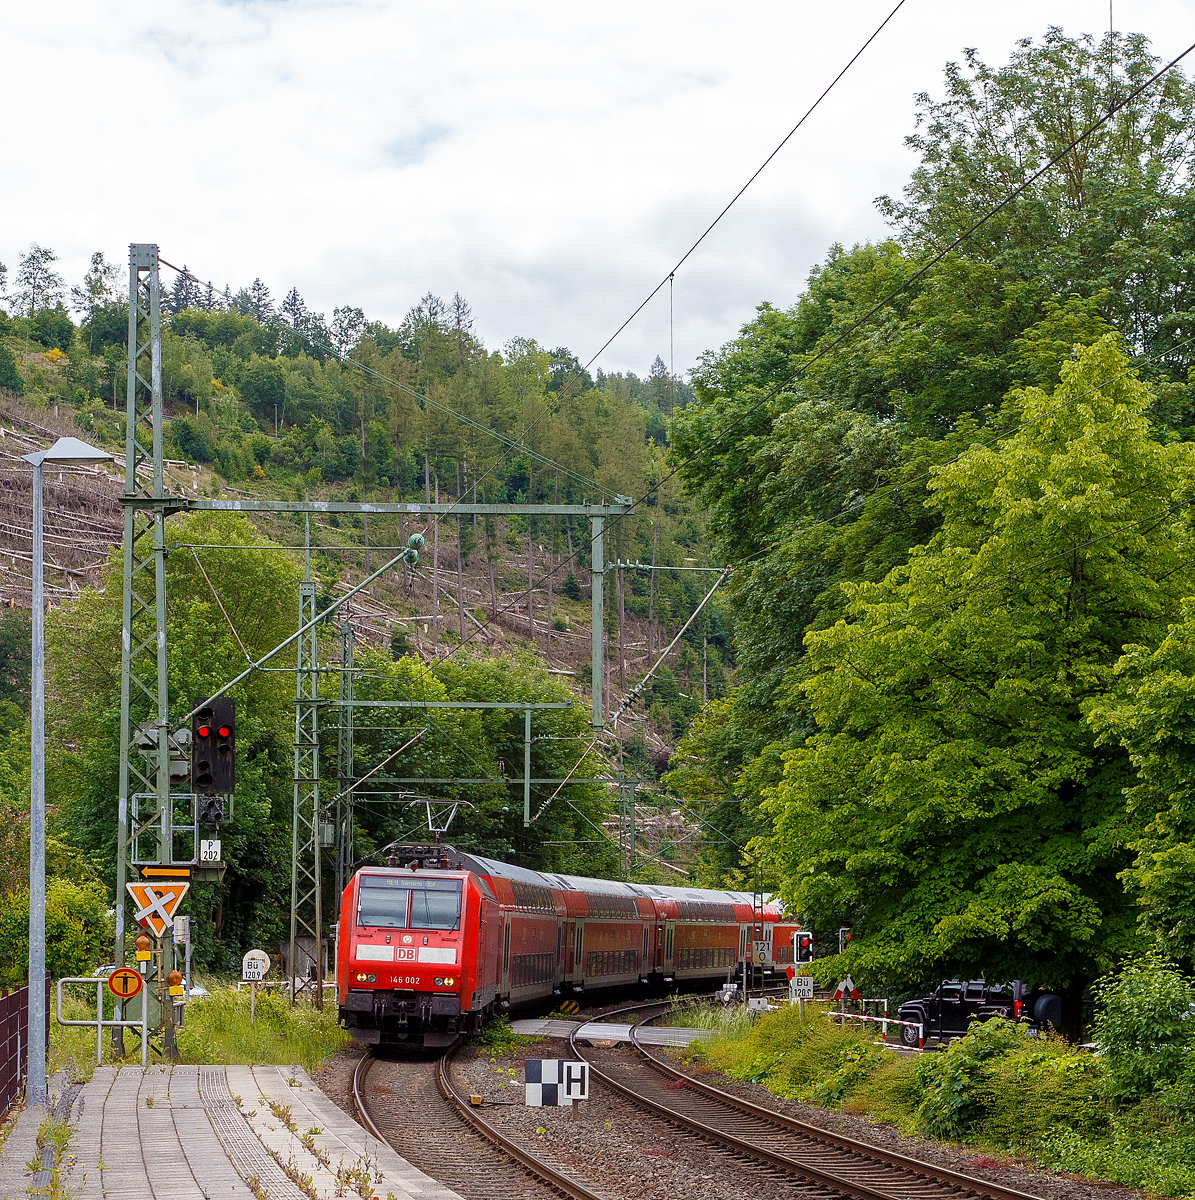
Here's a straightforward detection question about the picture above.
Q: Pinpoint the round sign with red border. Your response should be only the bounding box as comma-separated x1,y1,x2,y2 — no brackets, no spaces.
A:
107,967,143,1001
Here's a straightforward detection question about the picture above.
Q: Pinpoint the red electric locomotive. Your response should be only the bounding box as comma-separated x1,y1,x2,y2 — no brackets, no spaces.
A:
337,844,789,1047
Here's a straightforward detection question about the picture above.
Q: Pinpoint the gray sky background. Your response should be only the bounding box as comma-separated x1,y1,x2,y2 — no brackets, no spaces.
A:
3,1,1191,377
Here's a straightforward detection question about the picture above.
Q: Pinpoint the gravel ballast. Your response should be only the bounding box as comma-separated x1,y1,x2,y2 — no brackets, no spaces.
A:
313,1035,1144,1200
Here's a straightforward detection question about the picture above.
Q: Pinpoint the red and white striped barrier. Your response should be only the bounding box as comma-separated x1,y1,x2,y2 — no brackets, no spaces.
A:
828,1007,925,1048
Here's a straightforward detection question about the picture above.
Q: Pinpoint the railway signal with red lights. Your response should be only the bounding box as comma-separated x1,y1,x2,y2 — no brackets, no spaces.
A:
794,931,813,963
192,697,235,801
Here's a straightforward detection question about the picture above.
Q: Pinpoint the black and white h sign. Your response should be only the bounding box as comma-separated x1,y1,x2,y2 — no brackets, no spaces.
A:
562,1060,589,1101
525,1059,589,1106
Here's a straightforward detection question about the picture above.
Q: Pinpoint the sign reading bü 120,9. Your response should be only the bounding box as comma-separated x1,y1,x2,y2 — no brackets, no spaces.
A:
525,1059,589,1106
242,949,270,981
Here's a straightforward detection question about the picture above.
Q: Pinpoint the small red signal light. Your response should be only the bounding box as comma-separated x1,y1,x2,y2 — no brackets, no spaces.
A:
217,726,230,738
197,725,211,738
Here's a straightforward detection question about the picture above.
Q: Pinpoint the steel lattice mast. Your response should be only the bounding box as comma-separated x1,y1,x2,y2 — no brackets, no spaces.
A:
290,536,323,1004
109,242,633,1011
115,244,175,963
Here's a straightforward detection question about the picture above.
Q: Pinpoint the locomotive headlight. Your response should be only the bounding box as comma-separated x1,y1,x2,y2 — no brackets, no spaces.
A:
355,973,376,983
434,976,456,987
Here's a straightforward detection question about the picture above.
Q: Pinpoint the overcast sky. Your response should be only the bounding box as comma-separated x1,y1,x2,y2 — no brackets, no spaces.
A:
2,1,1191,377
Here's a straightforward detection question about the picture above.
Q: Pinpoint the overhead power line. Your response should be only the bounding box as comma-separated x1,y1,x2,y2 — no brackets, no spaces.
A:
554,0,910,393
440,33,1195,673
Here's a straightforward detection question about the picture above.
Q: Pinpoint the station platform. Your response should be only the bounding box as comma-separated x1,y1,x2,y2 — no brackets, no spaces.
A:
510,1018,716,1046
0,1064,463,1200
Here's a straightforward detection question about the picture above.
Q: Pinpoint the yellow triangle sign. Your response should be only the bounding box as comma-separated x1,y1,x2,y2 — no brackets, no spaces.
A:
126,881,190,937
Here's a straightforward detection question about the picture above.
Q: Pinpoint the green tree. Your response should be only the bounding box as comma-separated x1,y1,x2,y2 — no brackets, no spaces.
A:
0,342,24,395
761,338,1195,1022
14,243,64,316
1086,606,1195,961
0,609,31,708
29,303,74,351
47,511,302,968
240,355,285,423
881,29,1195,368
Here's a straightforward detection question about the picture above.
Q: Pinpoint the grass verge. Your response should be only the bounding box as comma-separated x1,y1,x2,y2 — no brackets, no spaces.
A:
689,1002,1195,1198
175,986,351,1070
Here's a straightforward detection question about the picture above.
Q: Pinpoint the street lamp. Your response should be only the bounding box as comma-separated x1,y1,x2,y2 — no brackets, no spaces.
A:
22,436,112,1103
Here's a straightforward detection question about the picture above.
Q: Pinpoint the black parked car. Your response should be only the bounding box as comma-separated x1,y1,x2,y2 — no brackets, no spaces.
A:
895,978,1063,1046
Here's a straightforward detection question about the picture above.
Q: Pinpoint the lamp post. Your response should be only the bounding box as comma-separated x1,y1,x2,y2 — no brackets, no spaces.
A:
22,437,113,1103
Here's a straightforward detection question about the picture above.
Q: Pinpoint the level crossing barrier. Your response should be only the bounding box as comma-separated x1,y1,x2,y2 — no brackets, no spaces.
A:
829,1007,925,1048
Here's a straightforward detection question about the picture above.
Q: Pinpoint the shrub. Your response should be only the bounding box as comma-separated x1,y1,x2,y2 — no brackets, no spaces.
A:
472,1015,534,1054
0,877,113,984
917,1017,1108,1144
175,986,350,1070
1091,955,1195,1103
917,1017,1026,1139
696,1001,884,1100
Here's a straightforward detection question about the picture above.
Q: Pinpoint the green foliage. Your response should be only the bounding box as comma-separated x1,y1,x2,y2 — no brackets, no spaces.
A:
882,30,1195,367
697,999,1195,1193
1090,956,1195,1103
0,608,31,708
663,32,1195,903
1037,1121,1195,1199
0,877,112,984
917,1018,1036,1138
29,304,74,352
761,338,1193,994
79,300,128,352
471,1014,535,1054
174,987,350,1070
695,1001,890,1101
48,511,302,968
0,341,25,395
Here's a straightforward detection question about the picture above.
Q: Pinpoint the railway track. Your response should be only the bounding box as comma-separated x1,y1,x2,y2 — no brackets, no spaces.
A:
569,1003,1047,1200
351,1045,606,1200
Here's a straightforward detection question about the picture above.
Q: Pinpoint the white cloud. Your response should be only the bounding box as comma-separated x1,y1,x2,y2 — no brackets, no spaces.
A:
3,0,1191,375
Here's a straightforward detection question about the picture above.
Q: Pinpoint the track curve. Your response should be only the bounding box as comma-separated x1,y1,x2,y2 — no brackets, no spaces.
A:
352,1047,607,1200
569,1003,1048,1200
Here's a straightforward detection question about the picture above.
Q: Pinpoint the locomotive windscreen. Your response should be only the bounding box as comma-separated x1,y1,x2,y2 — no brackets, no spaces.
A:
357,876,462,930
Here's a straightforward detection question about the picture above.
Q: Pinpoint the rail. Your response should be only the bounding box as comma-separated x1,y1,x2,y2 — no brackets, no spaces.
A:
568,1000,1047,1200
352,1048,607,1200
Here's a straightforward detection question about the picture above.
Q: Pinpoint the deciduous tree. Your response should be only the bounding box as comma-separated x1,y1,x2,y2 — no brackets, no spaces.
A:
762,338,1195,1017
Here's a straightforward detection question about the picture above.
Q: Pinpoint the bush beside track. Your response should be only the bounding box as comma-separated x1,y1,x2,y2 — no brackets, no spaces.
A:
683,962,1195,1198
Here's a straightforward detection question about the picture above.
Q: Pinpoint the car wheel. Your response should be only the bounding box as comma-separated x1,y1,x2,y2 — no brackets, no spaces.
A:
899,1018,921,1047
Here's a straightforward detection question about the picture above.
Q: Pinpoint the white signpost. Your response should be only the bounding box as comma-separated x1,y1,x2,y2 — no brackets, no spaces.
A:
173,915,193,996
789,974,815,999
243,949,270,1025
200,839,221,862
789,971,814,1017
